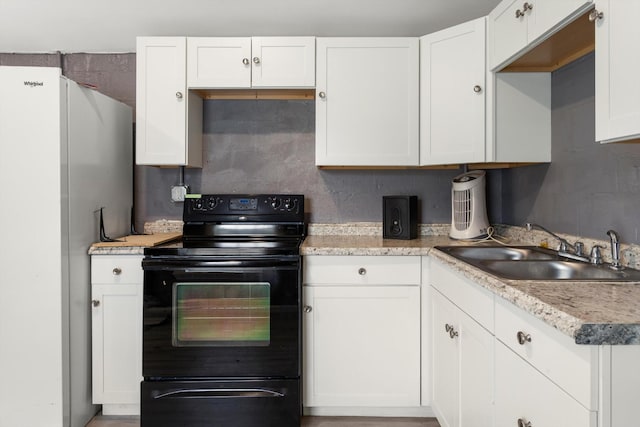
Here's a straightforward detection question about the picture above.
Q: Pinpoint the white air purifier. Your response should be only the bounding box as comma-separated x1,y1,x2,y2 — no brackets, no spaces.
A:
449,170,490,239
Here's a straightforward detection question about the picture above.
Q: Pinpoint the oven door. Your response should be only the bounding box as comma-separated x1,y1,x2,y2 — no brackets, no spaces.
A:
142,255,301,379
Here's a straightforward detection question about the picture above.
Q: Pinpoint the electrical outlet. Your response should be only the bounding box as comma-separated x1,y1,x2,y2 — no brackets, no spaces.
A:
171,185,189,203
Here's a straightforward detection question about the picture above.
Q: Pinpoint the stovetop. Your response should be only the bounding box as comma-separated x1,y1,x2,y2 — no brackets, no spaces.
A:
145,194,306,258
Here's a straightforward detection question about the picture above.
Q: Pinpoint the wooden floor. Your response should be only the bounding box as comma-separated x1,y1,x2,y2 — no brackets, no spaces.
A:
86,415,440,427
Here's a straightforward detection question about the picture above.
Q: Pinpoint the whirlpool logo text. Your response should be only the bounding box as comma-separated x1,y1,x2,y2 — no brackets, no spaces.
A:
24,81,44,87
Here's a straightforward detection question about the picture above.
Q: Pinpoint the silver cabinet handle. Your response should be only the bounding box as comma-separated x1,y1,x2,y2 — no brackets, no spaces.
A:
92,300,100,307
242,58,250,65
175,92,183,99
112,267,122,275
517,331,532,345
517,418,532,427
473,85,482,93
358,267,367,275
304,306,312,313
318,91,326,99
253,57,261,64
445,324,458,339
515,2,532,18
589,9,603,22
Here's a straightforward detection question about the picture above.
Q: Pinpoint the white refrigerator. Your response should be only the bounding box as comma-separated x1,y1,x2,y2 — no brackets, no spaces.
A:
0,66,133,427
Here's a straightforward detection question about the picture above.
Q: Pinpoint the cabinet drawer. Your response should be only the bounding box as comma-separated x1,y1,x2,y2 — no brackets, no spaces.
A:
495,297,598,409
91,255,143,284
495,341,596,426
303,256,421,285
429,257,494,332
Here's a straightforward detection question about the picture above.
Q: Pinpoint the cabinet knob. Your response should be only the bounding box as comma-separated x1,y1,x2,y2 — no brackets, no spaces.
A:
304,305,313,313
175,92,183,99
515,3,532,18
358,267,367,275
445,324,458,339
589,9,604,22
253,57,261,64
112,267,122,276
318,91,326,99
517,418,532,427
242,58,250,65
473,85,482,93
92,300,100,307
517,331,532,345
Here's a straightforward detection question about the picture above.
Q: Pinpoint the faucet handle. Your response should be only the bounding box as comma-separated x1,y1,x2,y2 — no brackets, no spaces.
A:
590,245,603,265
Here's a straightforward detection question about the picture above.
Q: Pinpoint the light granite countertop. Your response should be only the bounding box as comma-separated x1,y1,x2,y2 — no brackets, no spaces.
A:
302,223,640,346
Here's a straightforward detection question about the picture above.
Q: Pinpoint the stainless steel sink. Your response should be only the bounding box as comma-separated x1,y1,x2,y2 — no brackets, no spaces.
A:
479,260,640,281
437,245,558,261
435,245,640,282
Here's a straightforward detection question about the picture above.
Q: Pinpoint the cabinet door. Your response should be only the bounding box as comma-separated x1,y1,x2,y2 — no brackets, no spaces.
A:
458,307,493,427
595,0,640,143
431,289,460,427
303,285,420,407
420,18,486,165
251,37,315,88
495,342,596,427
91,283,142,408
136,37,202,166
488,0,529,70
187,37,251,88
315,38,419,166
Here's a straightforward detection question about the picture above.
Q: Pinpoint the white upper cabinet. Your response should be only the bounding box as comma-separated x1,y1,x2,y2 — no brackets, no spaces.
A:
187,37,315,88
420,18,486,165
488,0,593,70
136,37,203,167
595,0,640,143
315,38,419,166
187,37,251,88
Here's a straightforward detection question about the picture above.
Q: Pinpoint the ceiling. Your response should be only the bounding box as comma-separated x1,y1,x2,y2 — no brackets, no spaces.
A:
0,0,501,53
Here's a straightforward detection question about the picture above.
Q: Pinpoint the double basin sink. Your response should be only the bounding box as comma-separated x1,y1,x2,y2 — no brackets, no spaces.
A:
436,245,640,282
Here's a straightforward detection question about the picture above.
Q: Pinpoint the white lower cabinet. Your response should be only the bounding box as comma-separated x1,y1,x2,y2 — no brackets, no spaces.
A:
495,342,596,427
429,258,494,427
303,256,421,409
91,255,143,415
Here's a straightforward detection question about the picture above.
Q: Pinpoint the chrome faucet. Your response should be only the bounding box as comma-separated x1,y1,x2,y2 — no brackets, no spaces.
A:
525,222,589,262
607,229,623,270
525,222,574,252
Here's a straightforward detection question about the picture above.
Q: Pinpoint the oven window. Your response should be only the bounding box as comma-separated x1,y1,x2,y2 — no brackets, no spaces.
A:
173,282,270,347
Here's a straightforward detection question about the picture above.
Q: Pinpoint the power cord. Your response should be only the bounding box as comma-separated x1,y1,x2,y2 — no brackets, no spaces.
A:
456,226,511,245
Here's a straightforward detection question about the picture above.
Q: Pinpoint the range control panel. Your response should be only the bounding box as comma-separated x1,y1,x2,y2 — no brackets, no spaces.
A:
184,194,304,222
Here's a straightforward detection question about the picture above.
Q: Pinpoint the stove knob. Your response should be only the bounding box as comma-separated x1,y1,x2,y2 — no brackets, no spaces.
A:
193,199,204,210
271,198,281,209
207,197,218,210
284,199,293,210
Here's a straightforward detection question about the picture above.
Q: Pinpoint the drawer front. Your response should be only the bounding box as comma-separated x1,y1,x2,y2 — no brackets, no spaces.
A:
429,257,494,332
303,256,421,285
495,342,596,427
91,255,144,284
495,297,597,409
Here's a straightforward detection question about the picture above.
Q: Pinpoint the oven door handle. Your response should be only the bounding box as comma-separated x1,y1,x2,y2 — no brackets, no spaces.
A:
153,388,285,399
142,258,299,271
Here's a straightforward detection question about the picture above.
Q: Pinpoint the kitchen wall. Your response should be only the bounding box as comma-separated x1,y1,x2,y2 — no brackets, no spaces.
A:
502,52,640,245
7,51,639,242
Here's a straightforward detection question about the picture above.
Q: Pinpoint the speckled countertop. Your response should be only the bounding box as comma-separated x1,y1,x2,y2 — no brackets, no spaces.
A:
302,223,640,346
